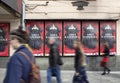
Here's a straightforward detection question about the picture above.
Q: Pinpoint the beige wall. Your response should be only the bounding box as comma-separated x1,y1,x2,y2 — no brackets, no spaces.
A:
24,0,120,19
0,17,21,56
117,20,120,56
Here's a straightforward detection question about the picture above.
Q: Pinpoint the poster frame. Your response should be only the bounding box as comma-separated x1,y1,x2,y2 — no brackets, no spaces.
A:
0,23,10,57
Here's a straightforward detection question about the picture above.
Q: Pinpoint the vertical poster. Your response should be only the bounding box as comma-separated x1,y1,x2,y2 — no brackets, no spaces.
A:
100,21,116,55
64,21,81,56
82,21,99,56
45,21,62,56
0,23,9,57
26,21,44,56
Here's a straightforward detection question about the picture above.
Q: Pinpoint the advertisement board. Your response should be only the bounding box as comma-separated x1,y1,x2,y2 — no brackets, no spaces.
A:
0,23,9,57
45,21,62,56
26,21,44,56
63,21,81,56
100,21,116,55
82,21,99,55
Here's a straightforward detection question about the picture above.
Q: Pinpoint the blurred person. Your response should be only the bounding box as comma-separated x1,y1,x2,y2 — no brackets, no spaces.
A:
47,38,63,83
3,26,36,83
73,41,89,83
100,42,111,75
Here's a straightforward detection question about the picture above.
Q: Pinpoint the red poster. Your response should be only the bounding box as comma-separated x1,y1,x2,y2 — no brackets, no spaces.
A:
100,21,116,55
0,23,9,57
64,21,81,56
45,21,62,56
26,21,44,56
82,21,99,55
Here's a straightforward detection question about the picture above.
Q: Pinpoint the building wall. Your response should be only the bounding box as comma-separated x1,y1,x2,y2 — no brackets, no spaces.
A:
24,0,120,56
117,20,120,56
18,0,120,71
0,17,21,56
24,0,120,20
0,0,120,71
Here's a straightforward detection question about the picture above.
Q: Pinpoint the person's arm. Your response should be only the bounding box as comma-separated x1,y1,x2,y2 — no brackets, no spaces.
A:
103,47,110,56
4,54,23,83
74,55,80,76
74,52,80,73
52,46,59,63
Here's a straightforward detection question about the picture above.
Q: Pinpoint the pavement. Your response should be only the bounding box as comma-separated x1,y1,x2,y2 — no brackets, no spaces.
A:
0,69,120,83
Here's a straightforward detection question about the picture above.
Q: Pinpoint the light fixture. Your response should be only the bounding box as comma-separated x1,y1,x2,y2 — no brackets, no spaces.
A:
72,0,89,10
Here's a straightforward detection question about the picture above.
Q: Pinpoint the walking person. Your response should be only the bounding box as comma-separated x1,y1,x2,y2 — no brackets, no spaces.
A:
73,41,89,83
101,42,111,75
47,38,63,83
3,26,40,83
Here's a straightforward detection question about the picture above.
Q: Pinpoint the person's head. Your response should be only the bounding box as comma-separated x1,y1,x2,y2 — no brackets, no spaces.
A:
10,26,29,49
73,41,85,60
73,40,82,49
104,41,109,48
49,38,56,45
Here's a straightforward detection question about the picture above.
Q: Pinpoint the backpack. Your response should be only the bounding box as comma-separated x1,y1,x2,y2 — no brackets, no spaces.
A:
19,52,41,83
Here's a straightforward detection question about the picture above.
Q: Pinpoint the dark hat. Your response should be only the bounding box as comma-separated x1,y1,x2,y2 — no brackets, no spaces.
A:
10,25,29,43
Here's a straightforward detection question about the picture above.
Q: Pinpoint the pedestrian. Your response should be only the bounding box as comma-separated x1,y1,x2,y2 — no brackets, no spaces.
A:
73,41,89,83
101,42,111,75
3,26,39,83
47,38,63,83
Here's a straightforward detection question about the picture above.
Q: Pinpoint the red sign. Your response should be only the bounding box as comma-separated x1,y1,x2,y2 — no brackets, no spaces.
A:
100,21,116,55
26,21,44,56
63,21,81,56
82,21,99,55
0,23,9,57
45,21,62,56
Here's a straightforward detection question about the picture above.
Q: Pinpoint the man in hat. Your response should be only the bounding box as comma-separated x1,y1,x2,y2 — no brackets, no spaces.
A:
4,26,35,83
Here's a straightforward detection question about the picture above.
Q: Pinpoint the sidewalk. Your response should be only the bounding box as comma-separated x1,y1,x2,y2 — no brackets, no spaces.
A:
0,69,120,83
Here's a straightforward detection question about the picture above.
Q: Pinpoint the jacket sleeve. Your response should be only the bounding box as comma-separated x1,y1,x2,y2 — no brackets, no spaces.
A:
4,54,23,83
53,46,59,62
103,47,110,56
74,52,80,72
75,59,79,72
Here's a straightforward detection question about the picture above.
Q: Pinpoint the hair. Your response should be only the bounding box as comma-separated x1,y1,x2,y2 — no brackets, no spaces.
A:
74,40,84,55
104,41,109,49
74,40,87,66
10,25,29,44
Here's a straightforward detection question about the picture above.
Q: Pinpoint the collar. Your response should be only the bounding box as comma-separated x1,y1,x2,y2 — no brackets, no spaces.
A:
15,45,26,53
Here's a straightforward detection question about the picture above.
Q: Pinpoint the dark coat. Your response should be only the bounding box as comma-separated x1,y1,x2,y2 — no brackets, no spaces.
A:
4,45,34,83
102,46,110,63
103,46,110,56
49,44,60,67
74,48,82,72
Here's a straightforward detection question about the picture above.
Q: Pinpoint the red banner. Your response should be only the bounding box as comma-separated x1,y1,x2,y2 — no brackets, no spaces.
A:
0,23,9,57
82,21,99,55
100,21,116,55
45,21,62,56
63,21,81,56
26,21,44,56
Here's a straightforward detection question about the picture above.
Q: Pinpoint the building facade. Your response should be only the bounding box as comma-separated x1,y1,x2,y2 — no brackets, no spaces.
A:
23,0,120,70
0,0,22,68
0,0,120,70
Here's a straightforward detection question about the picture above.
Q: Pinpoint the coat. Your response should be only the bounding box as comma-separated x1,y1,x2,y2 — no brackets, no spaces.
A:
4,45,34,83
74,48,83,72
49,44,60,67
103,46,110,62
